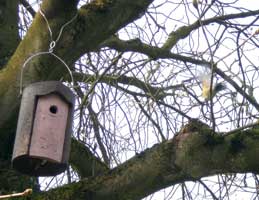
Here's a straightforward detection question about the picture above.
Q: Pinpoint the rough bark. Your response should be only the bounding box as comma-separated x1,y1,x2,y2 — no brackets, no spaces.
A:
0,0,20,68
30,121,259,200
70,138,109,178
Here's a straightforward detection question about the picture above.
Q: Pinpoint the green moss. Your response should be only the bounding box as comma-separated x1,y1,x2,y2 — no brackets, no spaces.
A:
32,180,96,200
228,132,246,154
0,108,19,159
203,133,224,147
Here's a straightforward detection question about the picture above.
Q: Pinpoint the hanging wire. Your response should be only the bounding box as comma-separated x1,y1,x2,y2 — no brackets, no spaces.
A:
20,51,75,95
20,7,78,95
39,9,53,41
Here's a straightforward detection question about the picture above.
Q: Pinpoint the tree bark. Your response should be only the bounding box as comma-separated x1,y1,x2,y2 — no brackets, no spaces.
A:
31,121,259,200
0,0,20,68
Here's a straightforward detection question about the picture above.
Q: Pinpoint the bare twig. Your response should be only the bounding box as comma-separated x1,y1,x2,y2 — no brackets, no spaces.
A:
0,188,32,199
19,0,36,17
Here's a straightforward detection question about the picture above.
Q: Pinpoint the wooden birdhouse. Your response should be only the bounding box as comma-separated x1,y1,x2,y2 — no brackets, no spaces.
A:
12,81,75,176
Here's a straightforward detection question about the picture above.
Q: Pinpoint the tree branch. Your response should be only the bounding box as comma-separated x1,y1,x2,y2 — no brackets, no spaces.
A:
163,9,259,49
70,138,109,178
72,72,181,100
102,36,259,111
87,104,110,166
19,0,36,17
0,0,20,68
33,122,259,200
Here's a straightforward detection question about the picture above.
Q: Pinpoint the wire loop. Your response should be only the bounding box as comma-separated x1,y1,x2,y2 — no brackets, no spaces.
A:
20,7,78,95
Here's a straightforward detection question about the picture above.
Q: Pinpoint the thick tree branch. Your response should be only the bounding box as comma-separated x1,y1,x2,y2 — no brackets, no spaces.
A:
0,0,20,68
32,121,259,200
70,138,109,178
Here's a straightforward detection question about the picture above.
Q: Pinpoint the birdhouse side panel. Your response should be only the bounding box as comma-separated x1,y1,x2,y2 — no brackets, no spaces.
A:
29,94,69,163
12,92,36,159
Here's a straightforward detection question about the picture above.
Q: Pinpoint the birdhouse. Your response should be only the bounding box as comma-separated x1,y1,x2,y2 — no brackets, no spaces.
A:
12,81,75,176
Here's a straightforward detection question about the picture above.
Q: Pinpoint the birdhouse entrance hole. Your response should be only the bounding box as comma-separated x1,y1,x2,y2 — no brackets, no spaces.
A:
49,105,58,114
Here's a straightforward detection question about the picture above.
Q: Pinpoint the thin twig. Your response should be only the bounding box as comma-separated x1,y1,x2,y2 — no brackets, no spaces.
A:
198,180,219,200
133,95,166,141
19,0,36,17
224,121,259,136
0,188,32,199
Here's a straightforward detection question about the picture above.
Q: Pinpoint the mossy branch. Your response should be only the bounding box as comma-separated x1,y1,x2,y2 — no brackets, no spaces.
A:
32,124,259,200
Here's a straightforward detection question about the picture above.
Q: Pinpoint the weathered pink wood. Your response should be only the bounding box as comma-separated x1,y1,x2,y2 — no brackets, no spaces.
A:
29,94,69,163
